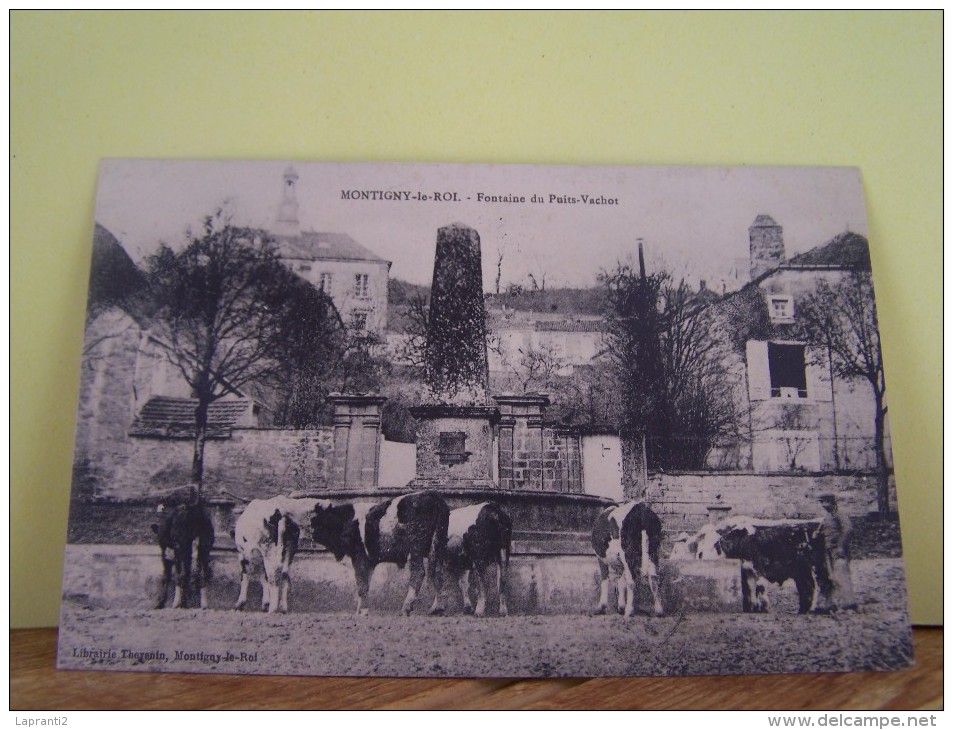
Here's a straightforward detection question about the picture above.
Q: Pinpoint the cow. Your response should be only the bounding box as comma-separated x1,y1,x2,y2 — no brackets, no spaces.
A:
442,502,512,617
591,501,664,617
233,496,316,613
671,516,832,614
151,492,215,610
309,491,449,616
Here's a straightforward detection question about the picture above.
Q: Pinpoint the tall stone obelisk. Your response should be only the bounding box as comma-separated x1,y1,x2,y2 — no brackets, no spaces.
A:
411,223,499,489
424,223,490,404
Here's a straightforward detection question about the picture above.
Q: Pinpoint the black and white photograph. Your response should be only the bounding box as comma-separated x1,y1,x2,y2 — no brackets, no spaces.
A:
56,160,912,678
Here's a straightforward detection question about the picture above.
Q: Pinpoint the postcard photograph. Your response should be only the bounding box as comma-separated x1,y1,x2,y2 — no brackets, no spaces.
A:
57,160,912,677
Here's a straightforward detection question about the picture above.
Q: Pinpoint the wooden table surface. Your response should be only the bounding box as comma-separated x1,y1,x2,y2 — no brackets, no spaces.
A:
11,627,942,711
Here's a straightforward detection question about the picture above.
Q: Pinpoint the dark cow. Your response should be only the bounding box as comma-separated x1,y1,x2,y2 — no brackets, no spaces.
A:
591,501,664,617
443,502,512,617
151,493,215,609
672,517,832,613
233,497,315,613
309,491,450,616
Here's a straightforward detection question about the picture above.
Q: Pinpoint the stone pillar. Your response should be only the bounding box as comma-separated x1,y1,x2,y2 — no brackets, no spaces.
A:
497,409,516,490
494,395,549,491
411,223,501,489
328,394,386,490
424,223,490,405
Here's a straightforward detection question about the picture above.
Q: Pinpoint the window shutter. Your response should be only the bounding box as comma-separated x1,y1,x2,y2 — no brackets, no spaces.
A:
807,345,833,402
746,340,771,401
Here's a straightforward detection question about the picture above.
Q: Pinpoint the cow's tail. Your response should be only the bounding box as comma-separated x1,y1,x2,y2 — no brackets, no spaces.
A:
427,500,450,591
648,520,663,571
643,505,665,617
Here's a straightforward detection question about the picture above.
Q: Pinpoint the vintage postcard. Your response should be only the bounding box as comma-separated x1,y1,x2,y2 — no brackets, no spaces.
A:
57,160,912,677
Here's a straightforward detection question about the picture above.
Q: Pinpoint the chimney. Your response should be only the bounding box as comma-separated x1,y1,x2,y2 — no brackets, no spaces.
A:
749,214,784,280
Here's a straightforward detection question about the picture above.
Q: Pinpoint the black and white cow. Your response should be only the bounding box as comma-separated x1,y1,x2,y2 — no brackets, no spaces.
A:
591,501,664,617
309,491,450,616
671,517,832,613
443,502,511,617
233,497,316,613
152,494,215,610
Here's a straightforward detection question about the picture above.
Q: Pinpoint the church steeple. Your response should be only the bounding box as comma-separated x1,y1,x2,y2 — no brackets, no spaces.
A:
275,165,300,236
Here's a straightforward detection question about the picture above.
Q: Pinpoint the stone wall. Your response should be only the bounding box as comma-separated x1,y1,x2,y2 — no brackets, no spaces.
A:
646,471,898,535
495,395,582,494
72,308,336,501
78,427,334,501
59,544,638,616
61,543,908,616
72,309,143,500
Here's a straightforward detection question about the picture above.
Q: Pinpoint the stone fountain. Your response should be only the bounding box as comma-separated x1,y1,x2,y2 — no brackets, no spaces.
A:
288,222,618,614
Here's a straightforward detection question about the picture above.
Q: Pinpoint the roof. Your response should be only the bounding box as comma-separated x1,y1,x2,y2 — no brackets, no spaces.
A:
275,231,389,264
129,396,251,439
534,319,604,333
88,223,150,319
783,231,871,271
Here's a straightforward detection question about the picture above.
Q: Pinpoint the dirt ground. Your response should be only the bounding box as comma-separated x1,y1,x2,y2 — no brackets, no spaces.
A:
57,559,913,678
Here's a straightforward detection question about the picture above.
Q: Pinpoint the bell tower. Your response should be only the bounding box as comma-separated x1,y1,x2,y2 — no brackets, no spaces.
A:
749,214,784,280
275,165,300,236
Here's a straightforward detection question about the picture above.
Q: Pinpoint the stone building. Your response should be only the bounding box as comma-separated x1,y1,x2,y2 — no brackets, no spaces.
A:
487,312,605,379
724,216,890,474
272,166,391,335
74,215,892,520
73,209,391,501
74,297,375,502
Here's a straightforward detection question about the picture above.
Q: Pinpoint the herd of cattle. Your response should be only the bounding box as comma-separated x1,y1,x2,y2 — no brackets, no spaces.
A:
152,490,839,617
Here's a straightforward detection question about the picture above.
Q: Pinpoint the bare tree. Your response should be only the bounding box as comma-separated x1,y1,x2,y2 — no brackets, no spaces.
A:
655,279,741,469
796,271,891,514
601,262,665,491
148,211,342,490
602,262,741,480
393,290,430,369
488,335,565,394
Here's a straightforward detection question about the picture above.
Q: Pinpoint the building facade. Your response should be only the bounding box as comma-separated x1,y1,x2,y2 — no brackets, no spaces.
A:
715,216,890,475
272,166,391,335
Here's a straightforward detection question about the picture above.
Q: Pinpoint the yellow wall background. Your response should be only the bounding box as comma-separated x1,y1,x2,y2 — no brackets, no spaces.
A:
11,11,941,627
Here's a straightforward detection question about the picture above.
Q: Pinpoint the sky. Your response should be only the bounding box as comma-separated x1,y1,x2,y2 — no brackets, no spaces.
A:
94,159,869,292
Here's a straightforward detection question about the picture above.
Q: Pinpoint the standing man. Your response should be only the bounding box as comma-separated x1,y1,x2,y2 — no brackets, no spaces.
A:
818,494,858,611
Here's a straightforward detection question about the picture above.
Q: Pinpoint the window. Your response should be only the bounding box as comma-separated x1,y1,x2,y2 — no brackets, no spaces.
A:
354,273,370,298
768,342,807,399
351,312,368,331
297,263,312,273
437,431,468,465
319,273,332,293
768,295,794,322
